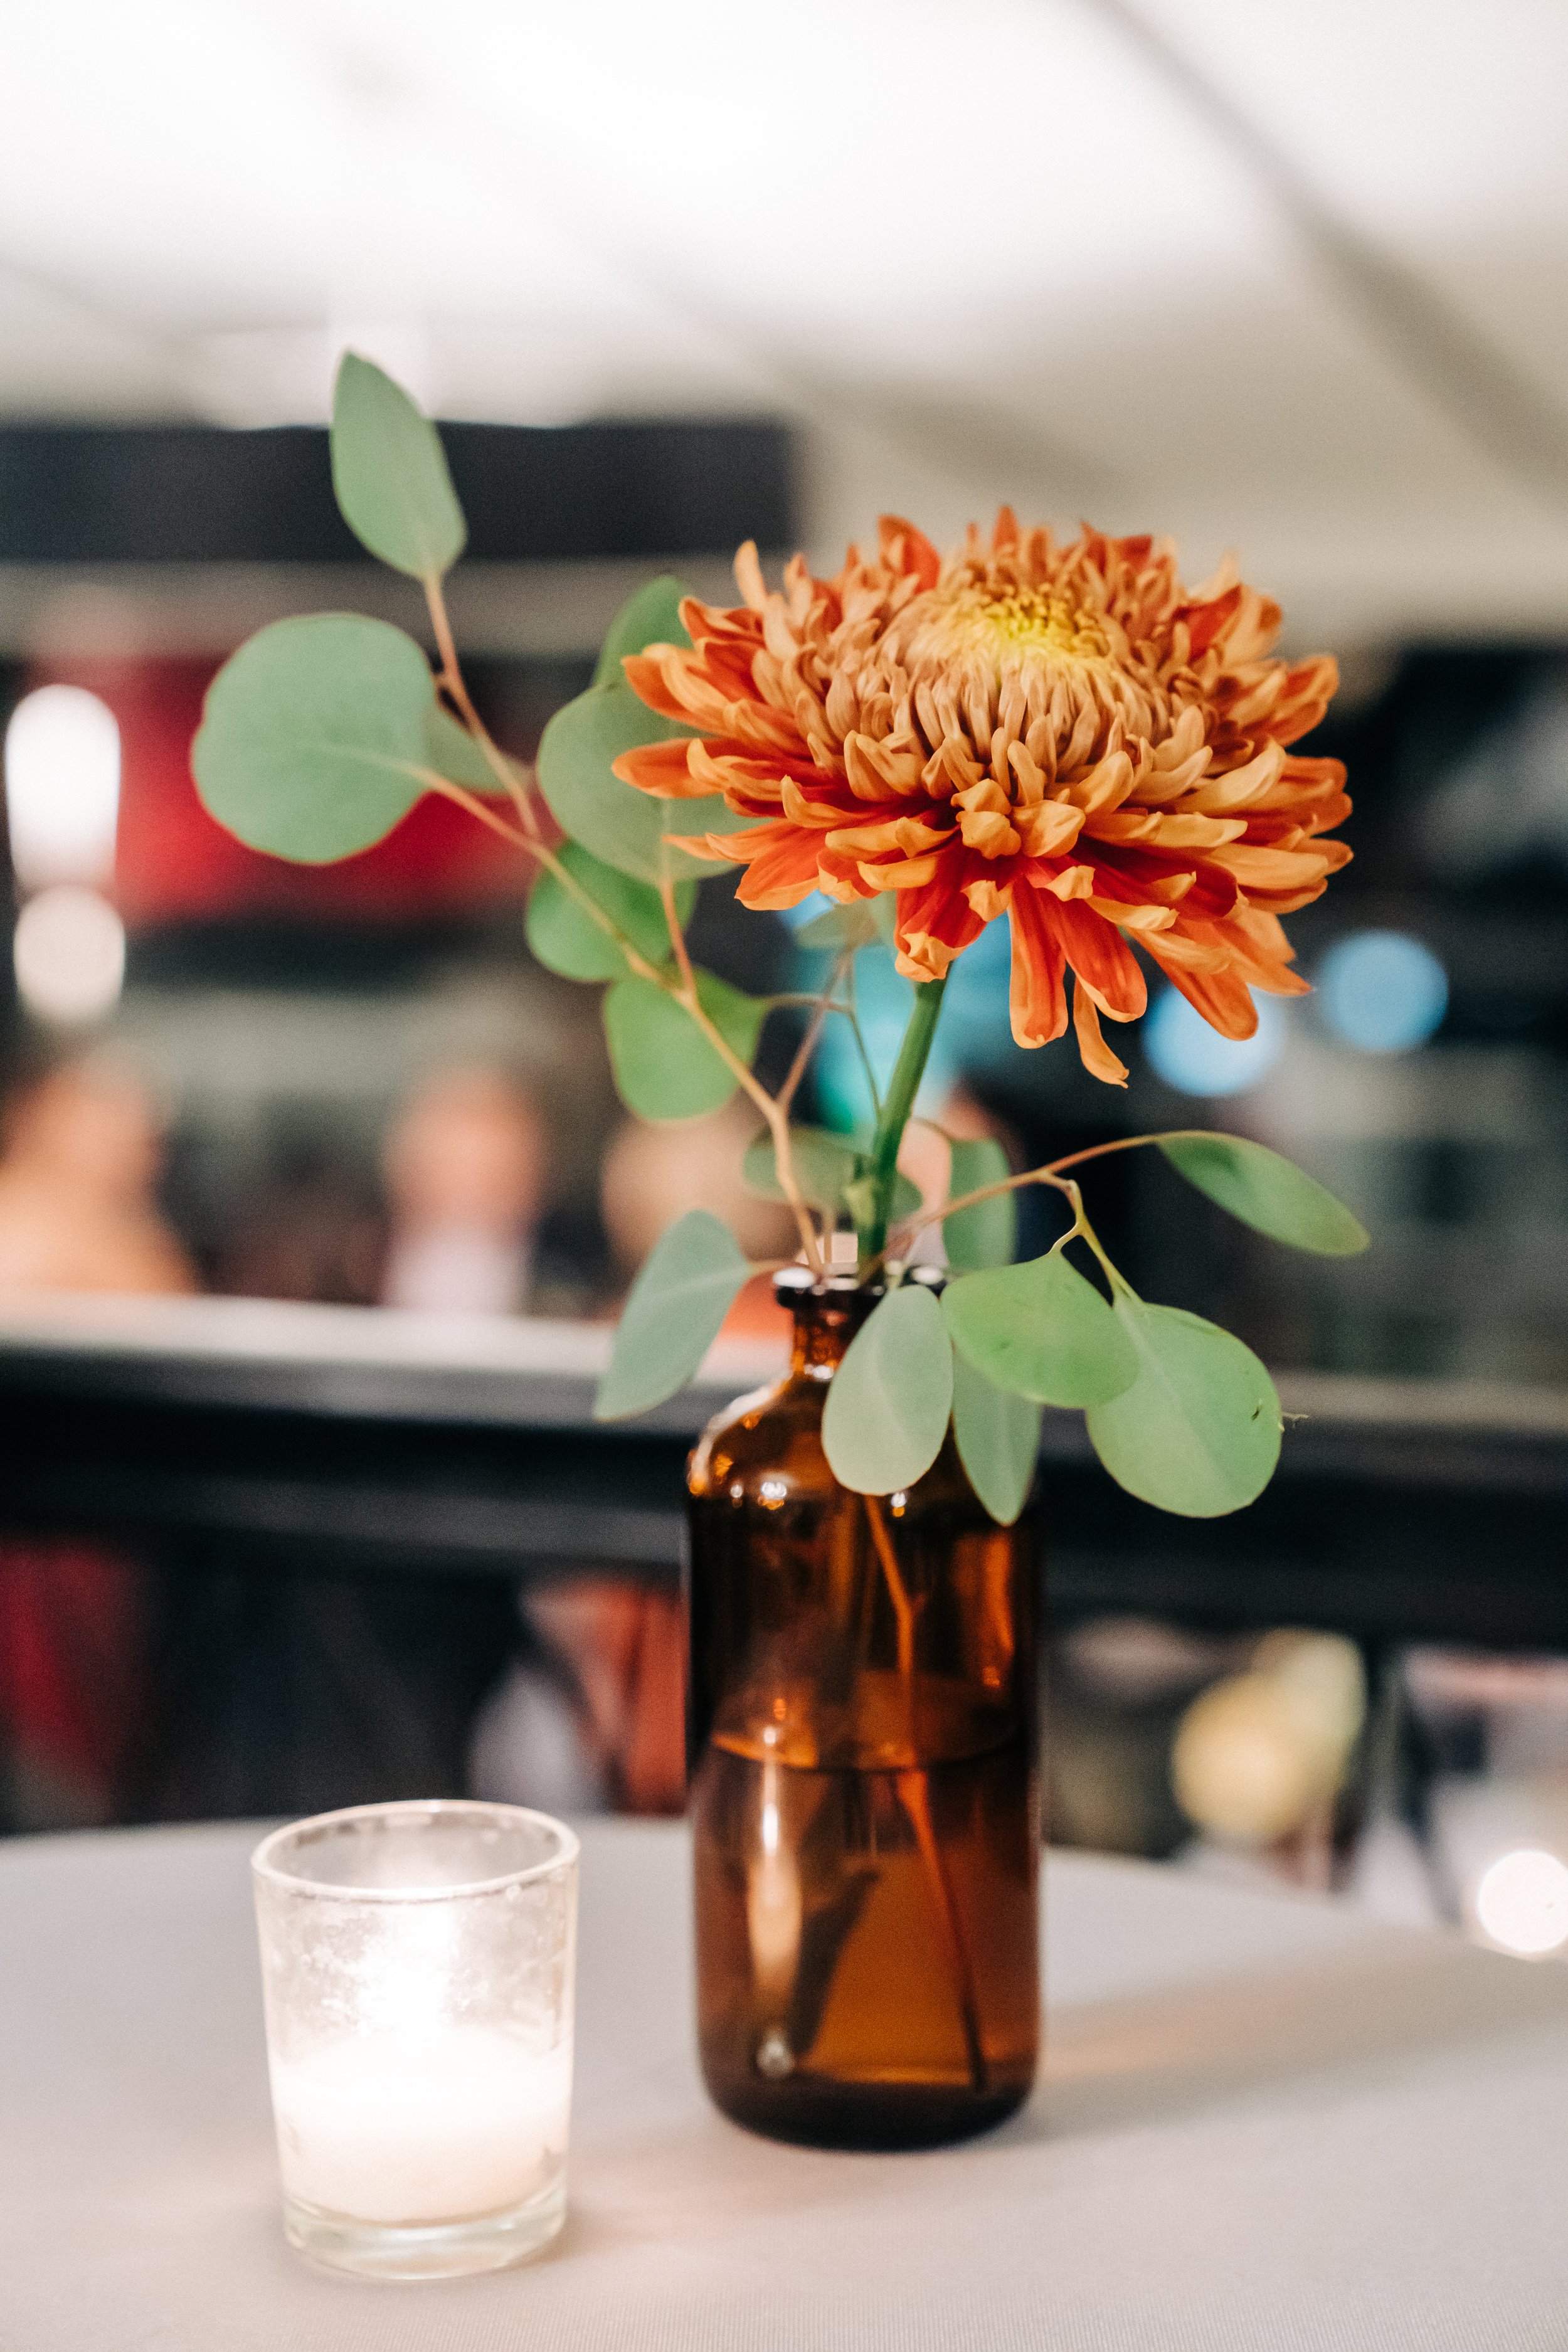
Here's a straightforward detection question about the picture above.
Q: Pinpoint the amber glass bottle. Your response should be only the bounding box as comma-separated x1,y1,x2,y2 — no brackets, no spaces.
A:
687,1267,1039,2150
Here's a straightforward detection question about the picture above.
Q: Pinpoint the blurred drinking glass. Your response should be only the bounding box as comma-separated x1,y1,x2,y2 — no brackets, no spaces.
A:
1384,1648,1568,1955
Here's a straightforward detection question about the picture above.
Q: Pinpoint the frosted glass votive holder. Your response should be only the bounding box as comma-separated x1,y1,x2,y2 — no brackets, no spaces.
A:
252,1799,578,2280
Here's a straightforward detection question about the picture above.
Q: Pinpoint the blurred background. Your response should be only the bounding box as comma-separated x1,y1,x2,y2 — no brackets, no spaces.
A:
2,0,1567,1959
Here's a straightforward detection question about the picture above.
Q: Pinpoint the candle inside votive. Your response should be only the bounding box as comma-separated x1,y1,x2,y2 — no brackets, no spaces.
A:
270,2026,573,2226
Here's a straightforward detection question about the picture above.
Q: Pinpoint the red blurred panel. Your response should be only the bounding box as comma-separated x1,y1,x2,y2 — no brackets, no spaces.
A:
36,658,532,928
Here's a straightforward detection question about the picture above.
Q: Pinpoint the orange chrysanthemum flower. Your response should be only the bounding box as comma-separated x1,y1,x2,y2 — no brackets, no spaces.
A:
613,512,1350,1084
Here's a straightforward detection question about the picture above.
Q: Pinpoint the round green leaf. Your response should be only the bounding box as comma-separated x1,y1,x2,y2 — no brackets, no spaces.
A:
942,1251,1138,1407
603,970,766,1120
791,899,887,951
842,1165,924,1234
1085,1295,1282,1518
596,1210,752,1419
1158,1131,1369,1257
591,575,693,690
527,844,693,982
944,1138,1017,1271
192,614,437,863
744,1127,921,1229
822,1283,954,1496
537,682,736,884
743,1125,859,1221
951,1353,1041,1527
331,352,467,578
425,704,509,793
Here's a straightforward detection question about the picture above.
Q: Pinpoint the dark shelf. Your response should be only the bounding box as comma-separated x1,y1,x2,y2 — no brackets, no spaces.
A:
0,1300,1562,1647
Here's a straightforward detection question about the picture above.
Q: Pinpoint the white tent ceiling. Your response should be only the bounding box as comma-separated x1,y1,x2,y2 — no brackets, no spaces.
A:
2,0,1567,650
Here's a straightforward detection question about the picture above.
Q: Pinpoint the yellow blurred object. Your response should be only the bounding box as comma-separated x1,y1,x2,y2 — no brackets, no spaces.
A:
1171,1633,1366,1848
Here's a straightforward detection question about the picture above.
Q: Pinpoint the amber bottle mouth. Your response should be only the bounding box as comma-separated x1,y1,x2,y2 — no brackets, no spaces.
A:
771,1264,946,1306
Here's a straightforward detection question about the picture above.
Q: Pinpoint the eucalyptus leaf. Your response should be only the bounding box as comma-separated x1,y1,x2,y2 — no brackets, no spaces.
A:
331,352,466,578
795,896,899,951
603,970,766,1120
527,844,692,982
951,1353,1042,1527
792,900,884,952
193,613,437,862
744,1126,921,1229
822,1283,954,1495
743,1125,861,1221
591,575,693,690
425,704,509,793
1158,1132,1369,1257
1085,1295,1282,1517
595,1210,752,1419
843,1166,924,1234
537,681,738,884
943,1251,1136,1406
944,1138,1017,1271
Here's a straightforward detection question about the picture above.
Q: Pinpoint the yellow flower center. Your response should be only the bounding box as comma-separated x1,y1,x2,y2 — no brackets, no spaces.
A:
890,579,1116,691
975,585,1109,661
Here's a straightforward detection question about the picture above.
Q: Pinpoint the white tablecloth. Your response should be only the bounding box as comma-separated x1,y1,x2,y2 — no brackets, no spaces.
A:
3,1819,1567,2349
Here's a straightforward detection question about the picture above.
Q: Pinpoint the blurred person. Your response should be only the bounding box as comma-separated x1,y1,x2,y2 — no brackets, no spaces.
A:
0,1057,195,1297
218,1137,381,1307
0,1058,195,1829
380,1066,548,1315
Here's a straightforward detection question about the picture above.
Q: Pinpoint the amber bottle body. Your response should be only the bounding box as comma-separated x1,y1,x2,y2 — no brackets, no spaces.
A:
686,1274,1039,2150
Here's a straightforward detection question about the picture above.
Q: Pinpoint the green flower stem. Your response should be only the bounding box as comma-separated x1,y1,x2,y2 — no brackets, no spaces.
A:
858,976,946,1273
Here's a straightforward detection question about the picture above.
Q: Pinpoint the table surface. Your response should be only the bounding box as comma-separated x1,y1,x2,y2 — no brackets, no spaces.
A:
4,1821,1568,2351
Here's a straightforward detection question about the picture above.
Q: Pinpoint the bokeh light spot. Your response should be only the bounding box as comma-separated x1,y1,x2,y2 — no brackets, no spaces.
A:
1475,1847,1568,1956
14,886,125,1024
1317,930,1448,1053
1144,987,1286,1098
4,686,121,891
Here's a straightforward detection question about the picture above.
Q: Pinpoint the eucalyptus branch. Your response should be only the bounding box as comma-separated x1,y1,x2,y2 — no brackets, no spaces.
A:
659,869,699,998
420,775,535,849
424,773,677,990
1041,1173,1127,1294
678,991,824,1273
423,572,539,837
776,948,854,1118
427,754,823,1271
895,1129,1184,1256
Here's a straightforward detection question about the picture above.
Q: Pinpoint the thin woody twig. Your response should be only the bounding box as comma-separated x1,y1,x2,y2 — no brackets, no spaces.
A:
777,949,852,1118
862,1495,988,2094
424,572,540,836
887,1130,1185,1264
419,605,825,1273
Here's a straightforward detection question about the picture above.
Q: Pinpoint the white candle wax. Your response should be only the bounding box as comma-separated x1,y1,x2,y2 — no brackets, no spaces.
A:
269,2025,572,2226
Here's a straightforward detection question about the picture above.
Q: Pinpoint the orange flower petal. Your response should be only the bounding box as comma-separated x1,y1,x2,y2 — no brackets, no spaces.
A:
1073,985,1130,1088
1007,887,1068,1049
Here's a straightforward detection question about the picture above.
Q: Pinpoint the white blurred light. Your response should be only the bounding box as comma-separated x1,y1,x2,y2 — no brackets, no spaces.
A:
1144,987,1287,1097
13,886,125,1024
4,686,121,890
1317,930,1448,1052
1474,1847,1568,1956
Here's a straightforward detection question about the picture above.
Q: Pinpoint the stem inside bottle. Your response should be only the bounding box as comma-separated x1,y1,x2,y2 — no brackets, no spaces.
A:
686,1274,1039,2149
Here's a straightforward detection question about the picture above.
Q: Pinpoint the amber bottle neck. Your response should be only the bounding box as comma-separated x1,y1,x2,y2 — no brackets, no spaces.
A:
768,1269,876,1377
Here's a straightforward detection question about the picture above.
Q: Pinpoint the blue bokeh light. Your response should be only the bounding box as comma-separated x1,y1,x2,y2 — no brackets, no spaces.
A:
1316,930,1448,1053
1143,987,1288,1098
